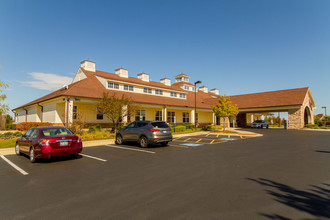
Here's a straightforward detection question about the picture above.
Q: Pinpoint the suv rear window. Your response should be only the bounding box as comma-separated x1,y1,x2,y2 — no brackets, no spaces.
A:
151,122,169,128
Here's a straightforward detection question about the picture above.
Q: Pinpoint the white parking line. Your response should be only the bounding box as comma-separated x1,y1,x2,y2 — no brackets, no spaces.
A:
80,153,107,162
106,145,156,154
1,155,28,175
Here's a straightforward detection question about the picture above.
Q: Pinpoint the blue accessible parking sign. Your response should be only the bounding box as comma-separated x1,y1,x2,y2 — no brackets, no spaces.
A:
219,138,237,141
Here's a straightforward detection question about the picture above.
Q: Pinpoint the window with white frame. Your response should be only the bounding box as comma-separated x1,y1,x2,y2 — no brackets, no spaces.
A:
180,94,186,98
170,92,177,97
184,77,189,82
184,85,189,90
108,82,119,89
124,85,134,91
183,112,189,123
143,88,152,94
167,111,175,123
175,78,182,82
155,90,163,95
135,110,146,121
155,111,162,121
96,107,103,120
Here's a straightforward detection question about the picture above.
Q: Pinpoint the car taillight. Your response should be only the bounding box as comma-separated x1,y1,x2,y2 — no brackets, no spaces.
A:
169,128,171,131
77,138,82,143
39,139,50,146
148,128,160,132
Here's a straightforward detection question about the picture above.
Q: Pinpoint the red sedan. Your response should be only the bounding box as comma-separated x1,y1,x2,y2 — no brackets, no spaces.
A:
15,126,83,163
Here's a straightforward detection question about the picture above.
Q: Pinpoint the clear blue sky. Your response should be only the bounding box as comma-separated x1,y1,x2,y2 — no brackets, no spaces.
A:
0,0,329,116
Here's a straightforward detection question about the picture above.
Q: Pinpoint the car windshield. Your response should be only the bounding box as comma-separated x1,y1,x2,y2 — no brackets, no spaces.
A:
151,122,170,128
41,128,74,136
255,120,263,123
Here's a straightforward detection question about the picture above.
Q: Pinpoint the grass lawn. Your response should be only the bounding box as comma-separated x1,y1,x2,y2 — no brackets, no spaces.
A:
0,139,16,149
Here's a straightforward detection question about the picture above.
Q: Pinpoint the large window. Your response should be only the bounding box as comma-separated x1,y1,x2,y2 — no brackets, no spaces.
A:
184,85,189,90
167,111,175,123
73,106,77,120
96,107,103,120
108,82,119,89
143,88,152,94
155,111,162,121
124,85,134,91
135,110,146,121
170,92,177,97
155,90,163,95
180,94,186,98
183,112,189,123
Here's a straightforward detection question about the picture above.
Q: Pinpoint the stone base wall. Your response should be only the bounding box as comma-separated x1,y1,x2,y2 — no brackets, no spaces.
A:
288,108,304,129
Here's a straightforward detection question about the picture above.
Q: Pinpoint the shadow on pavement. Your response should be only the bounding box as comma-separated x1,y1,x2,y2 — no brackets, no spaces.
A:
246,178,330,219
315,150,330,154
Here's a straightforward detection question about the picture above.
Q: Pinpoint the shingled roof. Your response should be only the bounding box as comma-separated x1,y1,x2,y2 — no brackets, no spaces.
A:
13,68,312,111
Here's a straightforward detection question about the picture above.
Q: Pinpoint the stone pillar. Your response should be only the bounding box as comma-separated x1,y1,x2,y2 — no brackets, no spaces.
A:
65,98,73,126
212,112,215,125
288,107,303,129
251,114,254,122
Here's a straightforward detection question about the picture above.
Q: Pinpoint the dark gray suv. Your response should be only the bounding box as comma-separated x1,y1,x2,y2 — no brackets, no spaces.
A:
115,121,173,148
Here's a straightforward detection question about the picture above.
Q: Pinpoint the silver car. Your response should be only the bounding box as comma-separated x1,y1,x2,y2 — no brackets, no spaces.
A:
251,120,269,129
115,121,173,148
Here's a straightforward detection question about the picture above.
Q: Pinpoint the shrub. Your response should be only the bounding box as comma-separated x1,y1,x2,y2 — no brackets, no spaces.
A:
3,132,13,136
16,122,53,131
184,124,194,130
13,131,22,136
172,125,186,132
88,126,96,133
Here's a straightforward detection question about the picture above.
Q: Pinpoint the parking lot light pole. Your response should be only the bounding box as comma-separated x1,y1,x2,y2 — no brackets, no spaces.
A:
194,81,202,131
322,106,327,116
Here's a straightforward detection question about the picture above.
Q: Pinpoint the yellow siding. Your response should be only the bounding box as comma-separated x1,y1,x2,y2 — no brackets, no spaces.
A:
197,111,212,123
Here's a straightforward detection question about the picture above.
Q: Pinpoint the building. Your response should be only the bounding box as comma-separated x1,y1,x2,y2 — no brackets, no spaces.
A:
13,60,316,129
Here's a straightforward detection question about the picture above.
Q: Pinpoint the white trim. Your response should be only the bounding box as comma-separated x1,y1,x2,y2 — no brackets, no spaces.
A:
80,153,107,162
1,155,29,175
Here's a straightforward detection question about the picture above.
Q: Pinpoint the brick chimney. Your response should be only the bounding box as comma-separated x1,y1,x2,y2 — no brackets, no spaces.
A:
137,72,149,82
80,60,96,72
115,68,128,78
160,78,171,86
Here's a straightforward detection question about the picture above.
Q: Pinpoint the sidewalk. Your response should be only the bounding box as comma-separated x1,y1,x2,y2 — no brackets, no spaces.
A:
0,129,261,156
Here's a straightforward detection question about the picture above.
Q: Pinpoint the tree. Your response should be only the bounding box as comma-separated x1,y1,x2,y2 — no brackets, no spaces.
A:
212,95,239,131
0,79,9,115
97,92,138,133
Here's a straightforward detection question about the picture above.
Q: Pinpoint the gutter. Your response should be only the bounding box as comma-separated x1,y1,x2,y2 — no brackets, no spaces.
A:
37,104,44,122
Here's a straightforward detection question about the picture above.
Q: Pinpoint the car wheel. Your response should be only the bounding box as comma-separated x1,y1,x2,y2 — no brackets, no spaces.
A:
29,147,36,163
115,134,123,145
161,142,169,146
139,136,148,148
15,144,21,155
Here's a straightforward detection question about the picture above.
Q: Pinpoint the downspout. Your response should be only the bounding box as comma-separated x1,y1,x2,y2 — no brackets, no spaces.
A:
37,104,43,122
11,110,16,123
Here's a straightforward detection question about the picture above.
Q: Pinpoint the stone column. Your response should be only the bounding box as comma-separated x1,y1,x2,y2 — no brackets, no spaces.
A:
122,105,128,123
163,106,167,122
65,98,73,126
212,112,215,125
288,107,303,129
191,109,195,124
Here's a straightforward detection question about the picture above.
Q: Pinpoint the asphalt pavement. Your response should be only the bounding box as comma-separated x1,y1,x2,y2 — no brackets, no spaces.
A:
0,128,329,219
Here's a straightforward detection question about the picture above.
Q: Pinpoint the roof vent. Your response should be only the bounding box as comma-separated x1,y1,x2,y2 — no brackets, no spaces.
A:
199,86,208,93
160,78,171,86
80,60,96,72
137,72,149,82
115,68,128,78
210,88,219,95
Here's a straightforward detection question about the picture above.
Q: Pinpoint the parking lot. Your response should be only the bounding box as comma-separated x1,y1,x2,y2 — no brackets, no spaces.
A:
1,129,330,219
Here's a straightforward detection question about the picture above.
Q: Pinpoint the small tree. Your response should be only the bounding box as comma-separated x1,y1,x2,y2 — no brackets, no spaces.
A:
0,79,9,115
97,92,138,133
212,95,239,131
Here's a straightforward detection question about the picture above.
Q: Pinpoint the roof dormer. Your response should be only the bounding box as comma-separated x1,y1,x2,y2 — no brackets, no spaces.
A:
174,73,190,83
137,72,149,82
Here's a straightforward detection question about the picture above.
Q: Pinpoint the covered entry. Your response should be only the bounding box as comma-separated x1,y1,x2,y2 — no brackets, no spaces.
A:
229,87,315,129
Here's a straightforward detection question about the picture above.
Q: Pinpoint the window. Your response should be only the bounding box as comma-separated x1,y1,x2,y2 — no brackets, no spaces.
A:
126,122,136,128
135,110,146,121
108,82,119,89
155,111,162,121
73,106,77,120
41,128,73,136
143,88,152,94
167,111,175,123
31,129,39,138
184,85,189,90
175,78,182,82
25,129,33,137
151,122,169,128
184,77,189,82
183,112,189,123
170,92,177,97
96,107,103,120
155,90,163,95
124,85,134,91
180,94,186,98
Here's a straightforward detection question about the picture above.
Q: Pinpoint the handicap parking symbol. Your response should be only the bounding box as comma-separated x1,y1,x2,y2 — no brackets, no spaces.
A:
219,138,237,141
180,143,204,147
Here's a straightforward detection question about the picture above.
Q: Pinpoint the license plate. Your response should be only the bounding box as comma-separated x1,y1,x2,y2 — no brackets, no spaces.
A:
163,131,168,133
60,141,68,146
